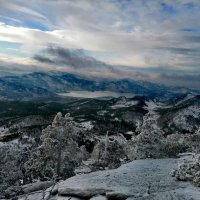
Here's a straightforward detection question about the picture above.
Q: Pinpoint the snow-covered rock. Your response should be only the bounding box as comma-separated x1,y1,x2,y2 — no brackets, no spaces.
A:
75,165,92,175
16,158,200,200
90,195,107,200
171,153,200,187
21,181,54,194
54,158,200,199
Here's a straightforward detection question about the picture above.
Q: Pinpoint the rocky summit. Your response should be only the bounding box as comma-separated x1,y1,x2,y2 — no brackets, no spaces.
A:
17,156,200,200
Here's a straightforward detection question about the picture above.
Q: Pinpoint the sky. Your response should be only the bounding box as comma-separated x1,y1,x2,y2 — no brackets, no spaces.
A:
0,0,200,88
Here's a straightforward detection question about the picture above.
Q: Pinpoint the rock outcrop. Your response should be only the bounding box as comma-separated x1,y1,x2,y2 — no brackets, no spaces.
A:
17,158,200,200
171,153,200,187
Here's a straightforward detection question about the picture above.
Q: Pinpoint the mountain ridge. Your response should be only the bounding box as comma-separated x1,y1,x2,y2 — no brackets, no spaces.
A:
0,71,199,100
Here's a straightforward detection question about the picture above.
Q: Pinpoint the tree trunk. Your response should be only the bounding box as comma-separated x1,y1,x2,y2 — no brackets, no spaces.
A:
57,147,62,179
104,131,109,162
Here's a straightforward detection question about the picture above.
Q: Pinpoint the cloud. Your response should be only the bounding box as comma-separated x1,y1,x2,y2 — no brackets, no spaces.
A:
185,35,200,43
0,0,200,89
33,46,110,69
154,73,200,89
1,46,200,89
0,1,47,19
33,55,54,64
31,45,200,89
156,47,199,54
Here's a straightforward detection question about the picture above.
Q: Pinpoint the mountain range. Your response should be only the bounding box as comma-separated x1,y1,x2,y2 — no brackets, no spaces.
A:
0,71,199,100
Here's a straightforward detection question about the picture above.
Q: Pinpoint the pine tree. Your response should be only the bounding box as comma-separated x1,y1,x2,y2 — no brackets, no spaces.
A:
29,113,88,180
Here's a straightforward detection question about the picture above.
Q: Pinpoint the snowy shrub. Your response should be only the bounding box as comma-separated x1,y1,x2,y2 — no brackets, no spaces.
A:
171,154,200,187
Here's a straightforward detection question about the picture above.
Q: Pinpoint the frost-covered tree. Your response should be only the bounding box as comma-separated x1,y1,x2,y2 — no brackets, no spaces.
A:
128,111,183,159
195,128,200,135
129,112,164,158
171,154,200,187
28,113,88,180
91,134,128,169
0,144,26,198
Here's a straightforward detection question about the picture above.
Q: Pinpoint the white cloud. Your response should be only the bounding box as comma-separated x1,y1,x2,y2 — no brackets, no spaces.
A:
0,0,199,74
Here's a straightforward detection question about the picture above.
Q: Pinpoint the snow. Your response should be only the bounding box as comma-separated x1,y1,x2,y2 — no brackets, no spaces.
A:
79,99,93,105
97,110,108,116
114,117,119,121
55,158,200,199
125,131,134,135
11,116,48,129
111,100,138,109
79,121,94,130
145,100,172,111
18,191,44,200
173,105,200,132
75,165,92,175
145,100,159,111
90,195,107,200
175,94,194,106
110,113,115,117
58,91,134,99
0,126,9,135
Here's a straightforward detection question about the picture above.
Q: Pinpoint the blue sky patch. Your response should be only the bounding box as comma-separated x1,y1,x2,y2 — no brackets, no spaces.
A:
161,2,176,14
0,41,28,57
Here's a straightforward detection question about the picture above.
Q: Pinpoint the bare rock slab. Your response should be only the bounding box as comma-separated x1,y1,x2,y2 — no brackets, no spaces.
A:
57,158,200,200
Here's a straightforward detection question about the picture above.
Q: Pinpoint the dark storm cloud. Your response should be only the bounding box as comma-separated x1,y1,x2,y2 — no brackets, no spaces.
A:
33,46,153,80
33,46,113,70
33,55,54,64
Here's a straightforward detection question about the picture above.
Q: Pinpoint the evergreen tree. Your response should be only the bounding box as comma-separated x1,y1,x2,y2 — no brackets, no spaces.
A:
29,113,88,180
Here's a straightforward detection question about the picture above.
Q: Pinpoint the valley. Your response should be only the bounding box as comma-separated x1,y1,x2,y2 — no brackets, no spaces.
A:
0,92,200,199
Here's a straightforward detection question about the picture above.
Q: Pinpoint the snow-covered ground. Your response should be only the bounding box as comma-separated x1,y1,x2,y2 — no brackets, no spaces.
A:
79,121,94,130
97,110,108,116
172,105,200,132
18,157,200,200
10,116,49,129
145,100,170,111
175,94,195,106
111,100,138,109
57,158,200,200
0,126,9,135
